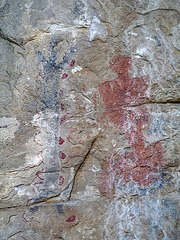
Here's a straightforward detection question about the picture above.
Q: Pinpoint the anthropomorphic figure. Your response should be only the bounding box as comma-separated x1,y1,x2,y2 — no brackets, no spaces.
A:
99,55,166,196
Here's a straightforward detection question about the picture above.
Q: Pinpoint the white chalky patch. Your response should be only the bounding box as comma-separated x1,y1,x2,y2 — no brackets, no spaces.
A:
90,16,107,41
25,110,59,166
0,117,20,141
14,186,32,197
136,46,148,55
71,66,82,74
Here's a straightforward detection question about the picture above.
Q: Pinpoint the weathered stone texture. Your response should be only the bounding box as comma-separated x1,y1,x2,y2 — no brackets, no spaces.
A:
0,0,179,239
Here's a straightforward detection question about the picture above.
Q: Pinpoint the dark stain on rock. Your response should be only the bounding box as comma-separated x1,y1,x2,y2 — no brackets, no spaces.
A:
36,39,75,109
74,1,85,17
153,36,161,47
148,225,164,239
36,49,59,109
31,0,48,10
34,189,60,203
56,204,63,214
161,169,173,182
29,206,39,213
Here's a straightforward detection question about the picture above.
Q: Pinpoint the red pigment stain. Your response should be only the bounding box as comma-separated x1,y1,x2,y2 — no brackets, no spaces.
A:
22,200,34,223
99,55,166,196
36,113,41,120
33,130,43,146
66,215,76,222
67,128,79,141
61,103,65,111
22,212,33,223
59,137,65,145
59,176,65,186
26,198,34,206
59,89,64,97
60,114,67,125
59,151,66,159
37,150,44,164
35,169,44,180
93,92,97,104
62,73,68,79
70,60,75,67
34,182,44,186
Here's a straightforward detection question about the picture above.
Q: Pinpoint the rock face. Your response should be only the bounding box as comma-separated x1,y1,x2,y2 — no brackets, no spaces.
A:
0,0,179,239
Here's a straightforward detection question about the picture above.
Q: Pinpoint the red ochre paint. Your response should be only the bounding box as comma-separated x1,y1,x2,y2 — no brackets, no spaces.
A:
59,176,65,186
22,200,34,223
62,73,68,79
33,130,43,146
59,151,66,159
35,169,44,180
70,60,75,67
60,114,67,125
34,182,44,186
59,137,65,145
99,55,166,196
26,198,34,206
37,149,44,165
22,212,33,223
61,103,65,111
66,215,76,222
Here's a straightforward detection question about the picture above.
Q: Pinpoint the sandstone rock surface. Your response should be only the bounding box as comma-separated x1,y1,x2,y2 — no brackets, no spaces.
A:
0,0,179,239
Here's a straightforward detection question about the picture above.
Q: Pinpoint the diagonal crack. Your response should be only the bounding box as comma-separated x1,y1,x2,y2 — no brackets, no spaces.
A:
0,29,24,49
67,135,99,200
8,231,23,239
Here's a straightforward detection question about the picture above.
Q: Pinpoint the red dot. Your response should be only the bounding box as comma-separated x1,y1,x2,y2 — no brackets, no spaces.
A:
66,215,76,222
62,73,68,79
60,115,67,125
59,151,66,159
70,60,75,67
59,137,65,145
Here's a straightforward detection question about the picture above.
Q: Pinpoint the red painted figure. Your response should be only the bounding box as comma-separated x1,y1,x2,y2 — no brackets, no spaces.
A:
59,151,66,160
62,73,68,79
35,169,44,180
70,60,75,67
59,176,65,186
99,55,166,196
59,137,65,145
60,114,67,125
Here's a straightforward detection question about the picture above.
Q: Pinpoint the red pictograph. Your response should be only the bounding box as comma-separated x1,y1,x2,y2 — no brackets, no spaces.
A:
22,198,34,223
33,130,43,146
59,137,65,145
61,104,65,111
34,182,44,186
22,212,33,223
99,55,166,196
35,169,44,180
60,114,67,125
62,73,68,79
70,60,76,67
59,176,65,186
66,215,76,222
59,151,66,159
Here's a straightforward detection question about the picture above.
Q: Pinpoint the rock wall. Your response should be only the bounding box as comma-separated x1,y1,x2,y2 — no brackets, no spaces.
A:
0,0,179,239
